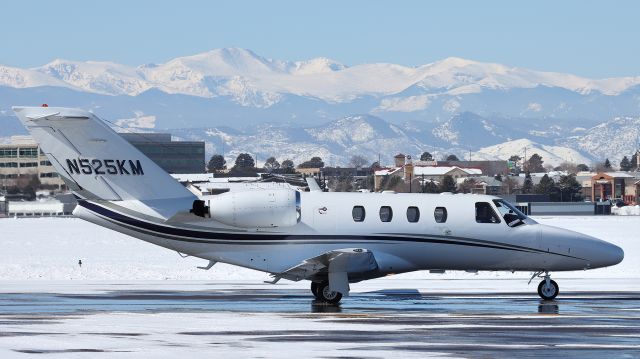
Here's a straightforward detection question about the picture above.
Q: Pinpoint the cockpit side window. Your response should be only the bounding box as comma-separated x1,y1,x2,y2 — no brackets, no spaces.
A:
475,202,501,224
493,199,527,227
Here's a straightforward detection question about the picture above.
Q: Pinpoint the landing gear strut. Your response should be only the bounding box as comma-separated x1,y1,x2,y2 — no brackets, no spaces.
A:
311,281,342,304
530,271,559,300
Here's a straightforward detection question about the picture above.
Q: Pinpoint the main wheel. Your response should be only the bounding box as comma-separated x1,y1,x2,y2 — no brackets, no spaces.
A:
318,282,343,304
537,279,559,300
310,281,321,299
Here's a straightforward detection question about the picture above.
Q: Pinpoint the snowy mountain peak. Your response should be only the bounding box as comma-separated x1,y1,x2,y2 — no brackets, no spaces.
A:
163,48,281,76
479,138,593,166
291,57,346,75
432,56,480,69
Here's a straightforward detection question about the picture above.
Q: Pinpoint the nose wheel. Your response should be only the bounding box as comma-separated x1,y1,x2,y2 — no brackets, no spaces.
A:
538,278,559,300
531,271,559,300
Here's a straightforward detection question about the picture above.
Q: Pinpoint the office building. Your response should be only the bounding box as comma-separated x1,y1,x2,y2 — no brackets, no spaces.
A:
0,136,65,190
120,133,205,174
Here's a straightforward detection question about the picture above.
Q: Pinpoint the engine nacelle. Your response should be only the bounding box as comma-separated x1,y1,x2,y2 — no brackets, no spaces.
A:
208,189,300,228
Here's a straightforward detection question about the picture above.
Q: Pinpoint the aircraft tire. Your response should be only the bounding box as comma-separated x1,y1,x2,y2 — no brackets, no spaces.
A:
310,281,321,299
537,279,559,300
318,282,342,304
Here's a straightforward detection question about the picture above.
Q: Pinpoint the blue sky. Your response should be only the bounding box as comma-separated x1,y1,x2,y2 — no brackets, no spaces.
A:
1,0,638,78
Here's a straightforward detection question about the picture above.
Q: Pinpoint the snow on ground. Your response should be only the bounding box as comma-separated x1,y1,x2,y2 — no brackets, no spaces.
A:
613,205,640,216
0,216,637,292
0,217,259,281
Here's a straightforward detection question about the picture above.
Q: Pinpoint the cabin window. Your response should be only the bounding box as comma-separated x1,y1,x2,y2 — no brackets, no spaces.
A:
352,206,366,222
379,206,393,222
406,206,420,223
475,202,501,224
434,207,447,223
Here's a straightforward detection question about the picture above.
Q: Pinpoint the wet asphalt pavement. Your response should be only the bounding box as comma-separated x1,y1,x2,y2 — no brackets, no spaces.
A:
1,285,639,358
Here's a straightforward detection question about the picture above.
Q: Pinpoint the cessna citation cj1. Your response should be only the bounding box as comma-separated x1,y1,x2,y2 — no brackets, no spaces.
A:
12,106,624,304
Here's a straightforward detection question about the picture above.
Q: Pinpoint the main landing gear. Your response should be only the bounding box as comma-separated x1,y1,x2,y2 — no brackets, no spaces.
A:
530,271,559,300
311,281,343,304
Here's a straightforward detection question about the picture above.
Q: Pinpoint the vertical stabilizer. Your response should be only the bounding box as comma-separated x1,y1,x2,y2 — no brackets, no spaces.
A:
12,106,196,219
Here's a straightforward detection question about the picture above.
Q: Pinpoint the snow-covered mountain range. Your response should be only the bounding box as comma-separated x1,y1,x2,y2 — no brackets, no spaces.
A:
3,48,640,101
1,48,639,168
166,114,620,168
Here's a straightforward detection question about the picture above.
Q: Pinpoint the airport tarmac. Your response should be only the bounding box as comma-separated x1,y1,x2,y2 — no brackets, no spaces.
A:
1,281,639,358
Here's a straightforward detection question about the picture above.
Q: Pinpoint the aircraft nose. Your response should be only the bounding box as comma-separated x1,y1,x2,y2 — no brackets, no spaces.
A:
587,237,624,268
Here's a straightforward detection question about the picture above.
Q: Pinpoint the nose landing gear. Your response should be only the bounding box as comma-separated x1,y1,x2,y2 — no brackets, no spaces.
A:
538,277,559,300
530,271,559,300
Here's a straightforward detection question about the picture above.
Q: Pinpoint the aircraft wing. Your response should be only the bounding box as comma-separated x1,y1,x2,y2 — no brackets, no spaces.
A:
272,248,379,295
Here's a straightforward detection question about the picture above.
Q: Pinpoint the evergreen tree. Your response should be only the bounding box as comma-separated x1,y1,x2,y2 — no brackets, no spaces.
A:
557,174,583,201
631,153,638,170
619,156,632,171
527,153,545,173
522,172,534,194
234,153,255,168
535,174,556,197
207,154,226,172
230,153,257,176
420,152,433,161
446,154,459,161
604,158,612,169
439,175,457,193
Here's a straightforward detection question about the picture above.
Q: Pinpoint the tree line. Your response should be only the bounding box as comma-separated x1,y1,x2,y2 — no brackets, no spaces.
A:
206,153,381,176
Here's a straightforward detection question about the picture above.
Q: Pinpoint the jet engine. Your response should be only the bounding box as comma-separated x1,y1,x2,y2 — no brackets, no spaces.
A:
207,189,301,228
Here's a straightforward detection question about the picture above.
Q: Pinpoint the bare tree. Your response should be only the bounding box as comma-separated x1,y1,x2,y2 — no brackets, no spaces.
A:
556,161,578,174
501,176,519,195
349,155,369,168
459,178,477,193
264,157,280,173
593,161,612,172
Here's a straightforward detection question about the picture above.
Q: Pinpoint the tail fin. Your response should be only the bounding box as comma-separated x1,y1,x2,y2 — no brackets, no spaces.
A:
12,106,196,219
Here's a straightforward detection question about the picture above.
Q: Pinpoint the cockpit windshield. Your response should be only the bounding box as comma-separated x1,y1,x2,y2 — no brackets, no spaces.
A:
493,199,528,227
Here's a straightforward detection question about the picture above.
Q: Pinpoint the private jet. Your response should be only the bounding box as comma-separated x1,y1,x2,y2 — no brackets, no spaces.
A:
12,106,624,304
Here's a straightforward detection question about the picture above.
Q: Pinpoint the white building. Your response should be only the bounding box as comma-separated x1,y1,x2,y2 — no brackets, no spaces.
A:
7,198,73,217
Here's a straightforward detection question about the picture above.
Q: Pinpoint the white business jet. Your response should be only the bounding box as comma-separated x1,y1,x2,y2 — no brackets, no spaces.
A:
12,106,624,304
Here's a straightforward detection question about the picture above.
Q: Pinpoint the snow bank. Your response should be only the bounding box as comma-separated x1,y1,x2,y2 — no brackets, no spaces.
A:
612,205,640,216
